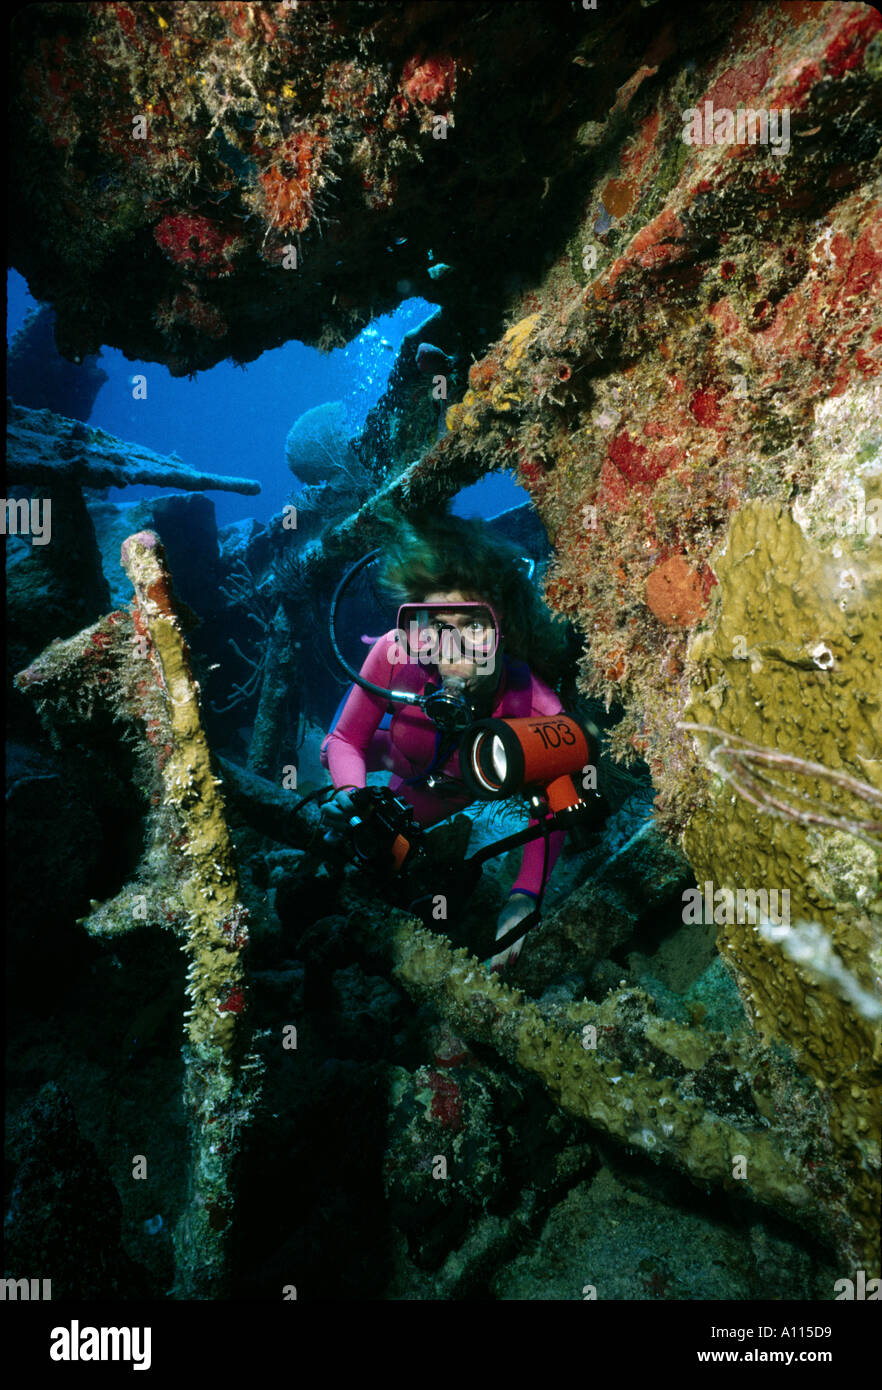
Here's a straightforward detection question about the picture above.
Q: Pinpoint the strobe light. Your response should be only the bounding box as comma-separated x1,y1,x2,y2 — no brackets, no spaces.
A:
460,714,594,813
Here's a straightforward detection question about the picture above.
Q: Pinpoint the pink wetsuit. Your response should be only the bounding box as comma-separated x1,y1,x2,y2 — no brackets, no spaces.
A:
320,630,565,898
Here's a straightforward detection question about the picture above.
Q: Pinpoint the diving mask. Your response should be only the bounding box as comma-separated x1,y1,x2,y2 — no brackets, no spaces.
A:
393,602,500,671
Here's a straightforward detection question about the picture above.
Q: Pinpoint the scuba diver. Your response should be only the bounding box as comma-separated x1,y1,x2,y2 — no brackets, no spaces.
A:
318,511,606,971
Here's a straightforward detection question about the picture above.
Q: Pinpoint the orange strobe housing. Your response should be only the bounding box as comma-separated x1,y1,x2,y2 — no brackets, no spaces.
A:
460,714,593,811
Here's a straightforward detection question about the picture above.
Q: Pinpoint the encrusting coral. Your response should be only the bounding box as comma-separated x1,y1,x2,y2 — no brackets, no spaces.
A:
7,2,609,374
15,531,262,1298
681,498,882,1266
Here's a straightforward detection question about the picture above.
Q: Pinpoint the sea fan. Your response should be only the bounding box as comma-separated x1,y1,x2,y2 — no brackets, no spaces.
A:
284,400,368,491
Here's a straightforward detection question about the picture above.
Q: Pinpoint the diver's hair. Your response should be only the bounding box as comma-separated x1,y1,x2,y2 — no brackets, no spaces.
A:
379,507,570,687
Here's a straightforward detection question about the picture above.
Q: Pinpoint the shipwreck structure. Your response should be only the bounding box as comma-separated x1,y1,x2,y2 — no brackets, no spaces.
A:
6,0,881,1293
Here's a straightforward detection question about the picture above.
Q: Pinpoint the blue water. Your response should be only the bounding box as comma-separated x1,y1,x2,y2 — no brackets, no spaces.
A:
7,269,526,530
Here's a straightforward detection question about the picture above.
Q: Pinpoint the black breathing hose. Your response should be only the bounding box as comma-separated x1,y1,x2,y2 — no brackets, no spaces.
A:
328,548,422,706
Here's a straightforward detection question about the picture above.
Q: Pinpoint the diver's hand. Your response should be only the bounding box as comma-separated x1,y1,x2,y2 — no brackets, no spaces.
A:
319,787,360,848
488,892,536,972
320,787,358,828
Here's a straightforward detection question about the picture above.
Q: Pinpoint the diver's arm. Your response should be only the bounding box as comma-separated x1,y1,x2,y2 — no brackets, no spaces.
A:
324,631,403,789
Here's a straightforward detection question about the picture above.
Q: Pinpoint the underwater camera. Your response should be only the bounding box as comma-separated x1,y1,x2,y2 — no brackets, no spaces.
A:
337,786,422,875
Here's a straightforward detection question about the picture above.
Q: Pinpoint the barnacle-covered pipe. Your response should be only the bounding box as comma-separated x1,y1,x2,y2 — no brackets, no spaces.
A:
390,917,855,1257
16,530,260,1297
119,530,260,1296
121,530,248,1055
9,401,260,494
